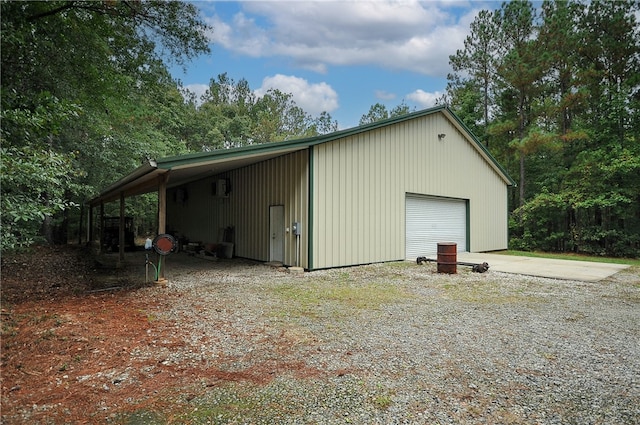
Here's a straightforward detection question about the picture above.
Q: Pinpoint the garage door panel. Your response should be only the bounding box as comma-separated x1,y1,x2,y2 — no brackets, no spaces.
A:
406,195,466,258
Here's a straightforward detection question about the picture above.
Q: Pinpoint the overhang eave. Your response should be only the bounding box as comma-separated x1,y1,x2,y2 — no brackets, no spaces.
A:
87,144,310,207
87,161,164,206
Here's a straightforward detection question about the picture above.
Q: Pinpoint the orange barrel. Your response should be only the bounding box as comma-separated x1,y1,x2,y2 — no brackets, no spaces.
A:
437,242,457,274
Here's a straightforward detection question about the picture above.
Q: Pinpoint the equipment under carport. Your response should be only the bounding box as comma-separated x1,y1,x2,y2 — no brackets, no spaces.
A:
101,216,135,252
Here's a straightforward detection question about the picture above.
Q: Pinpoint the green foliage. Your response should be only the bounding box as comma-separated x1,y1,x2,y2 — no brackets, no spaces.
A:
1,0,209,250
252,89,311,143
510,144,640,258
446,79,486,143
190,73,338,149
448,9,500,147
359,101,413,125
359,103,390,125
1,1,342,251
509,190,568,252
0,90,87,251
311,111,339,135
1,146,82,251
564,147,640,257
452,0,639,258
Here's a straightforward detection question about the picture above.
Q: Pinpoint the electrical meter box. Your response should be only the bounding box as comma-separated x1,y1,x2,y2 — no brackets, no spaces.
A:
292,221,301,236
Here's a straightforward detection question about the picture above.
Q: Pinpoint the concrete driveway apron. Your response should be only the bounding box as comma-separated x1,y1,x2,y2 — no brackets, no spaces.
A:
456,252,629,282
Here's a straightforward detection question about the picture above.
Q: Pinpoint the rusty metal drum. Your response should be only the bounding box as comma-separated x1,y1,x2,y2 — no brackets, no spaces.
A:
437,242,457,274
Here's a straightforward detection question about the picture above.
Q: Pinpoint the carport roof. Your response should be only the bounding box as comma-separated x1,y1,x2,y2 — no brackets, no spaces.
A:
88,105,515,206
87,141,309,206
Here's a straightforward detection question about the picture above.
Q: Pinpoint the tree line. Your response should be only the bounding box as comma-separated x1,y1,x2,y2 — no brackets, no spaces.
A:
1,0,638,258
447,0,639,257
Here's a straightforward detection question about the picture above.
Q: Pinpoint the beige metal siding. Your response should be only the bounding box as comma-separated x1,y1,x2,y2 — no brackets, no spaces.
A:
167,150,309,268
166,178,224,243
312,113,508,269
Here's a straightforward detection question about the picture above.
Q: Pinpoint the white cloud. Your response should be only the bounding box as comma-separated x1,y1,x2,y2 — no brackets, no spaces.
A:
255,74,339,116
406,89,444,108
375,90,396,101
183,84,210,104
206,1,470,77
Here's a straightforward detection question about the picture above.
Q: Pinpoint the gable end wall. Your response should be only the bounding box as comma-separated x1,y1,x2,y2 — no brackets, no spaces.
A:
311,112,508,269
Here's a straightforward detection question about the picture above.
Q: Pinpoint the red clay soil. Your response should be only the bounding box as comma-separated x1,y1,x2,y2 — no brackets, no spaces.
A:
0,246,316,424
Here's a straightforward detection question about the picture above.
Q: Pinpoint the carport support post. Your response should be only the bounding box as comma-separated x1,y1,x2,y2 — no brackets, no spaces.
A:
156,173,168,282
118,191,125,267
87,204,93,248
99,202,104,254
78,204,83,245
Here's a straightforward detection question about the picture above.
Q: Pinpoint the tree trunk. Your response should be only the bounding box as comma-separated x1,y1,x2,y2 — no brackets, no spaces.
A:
519,152,525,209
483,77,490,148
42,215,54,246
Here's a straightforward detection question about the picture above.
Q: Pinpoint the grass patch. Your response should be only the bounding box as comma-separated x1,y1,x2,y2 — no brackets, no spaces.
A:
112,409,166,424
371,384,395,410
178,387,263,423
269,277,410,319
499,250,640,266
172,377,392,424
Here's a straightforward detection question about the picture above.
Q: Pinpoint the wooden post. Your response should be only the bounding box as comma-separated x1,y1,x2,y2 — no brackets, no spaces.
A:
158,174,167,234
156,173,168,283
99,202,104,254
78,204,84,246
118,191,125,267
88,205,94,248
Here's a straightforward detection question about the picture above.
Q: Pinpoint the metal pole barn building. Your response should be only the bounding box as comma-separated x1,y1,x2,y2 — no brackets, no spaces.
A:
89,105,515,271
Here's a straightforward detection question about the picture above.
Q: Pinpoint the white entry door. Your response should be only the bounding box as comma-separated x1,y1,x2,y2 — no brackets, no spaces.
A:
269,205,285,263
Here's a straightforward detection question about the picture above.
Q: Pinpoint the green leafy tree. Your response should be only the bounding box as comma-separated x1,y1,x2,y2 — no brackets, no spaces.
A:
389,100,413,117
193,73,337,148
577,0,640,148
560,0,640,256
310,111,339,135
1,1,210,250
582,149,638,256
448,9,501,147
252,89,312,143
193,74,256,149
450,0,639,257
446,78,486,141
0,147,81,250
359,101,412,126
0,95,85,249
359,103,390,125
538,0,586,137
493,0,548,208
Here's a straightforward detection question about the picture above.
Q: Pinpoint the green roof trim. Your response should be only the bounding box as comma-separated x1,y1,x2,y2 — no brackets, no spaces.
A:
308,147,315,271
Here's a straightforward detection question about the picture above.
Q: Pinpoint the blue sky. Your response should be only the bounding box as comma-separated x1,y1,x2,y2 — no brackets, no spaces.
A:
171,1,501,129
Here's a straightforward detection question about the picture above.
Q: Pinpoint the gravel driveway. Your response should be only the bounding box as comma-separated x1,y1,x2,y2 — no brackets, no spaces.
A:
132,254,640,424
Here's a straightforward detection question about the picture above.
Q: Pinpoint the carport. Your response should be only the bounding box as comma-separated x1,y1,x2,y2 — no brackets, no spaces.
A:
86,142,310,277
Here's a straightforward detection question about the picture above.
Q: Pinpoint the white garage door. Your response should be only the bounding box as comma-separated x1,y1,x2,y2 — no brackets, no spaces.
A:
406,195,467,258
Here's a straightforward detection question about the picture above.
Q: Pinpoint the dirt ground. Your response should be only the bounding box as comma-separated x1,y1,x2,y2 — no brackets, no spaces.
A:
0,246,264,424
